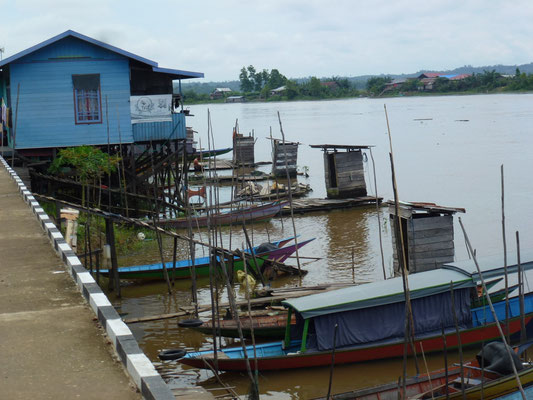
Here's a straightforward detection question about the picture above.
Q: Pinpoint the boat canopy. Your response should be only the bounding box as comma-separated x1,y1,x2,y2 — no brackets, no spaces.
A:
282,268,475,319
442,250,533,281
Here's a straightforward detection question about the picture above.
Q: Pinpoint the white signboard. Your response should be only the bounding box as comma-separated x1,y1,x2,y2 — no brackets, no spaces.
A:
130,95,172,123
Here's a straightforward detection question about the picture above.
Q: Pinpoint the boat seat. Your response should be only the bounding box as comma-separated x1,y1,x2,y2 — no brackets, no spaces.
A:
452,377,482,389
199,352,230,359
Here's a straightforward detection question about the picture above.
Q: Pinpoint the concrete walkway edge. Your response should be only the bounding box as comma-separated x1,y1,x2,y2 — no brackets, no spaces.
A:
0,156,174,400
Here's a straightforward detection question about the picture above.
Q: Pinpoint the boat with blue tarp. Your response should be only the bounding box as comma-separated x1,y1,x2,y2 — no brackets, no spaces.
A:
179,264,533,371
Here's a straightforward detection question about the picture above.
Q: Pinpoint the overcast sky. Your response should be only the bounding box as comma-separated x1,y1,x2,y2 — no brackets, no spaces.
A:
1,0,533,82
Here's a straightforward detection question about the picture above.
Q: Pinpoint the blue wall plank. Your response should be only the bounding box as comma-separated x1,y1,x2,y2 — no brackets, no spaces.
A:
132,113,186,142
9,37,133,149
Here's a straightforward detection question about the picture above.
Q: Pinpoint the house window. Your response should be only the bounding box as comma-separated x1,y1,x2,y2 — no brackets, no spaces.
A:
72,74,102,124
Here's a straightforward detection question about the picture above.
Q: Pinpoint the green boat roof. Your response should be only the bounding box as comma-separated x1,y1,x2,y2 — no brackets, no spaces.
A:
442,249,533,281
282,268,475,319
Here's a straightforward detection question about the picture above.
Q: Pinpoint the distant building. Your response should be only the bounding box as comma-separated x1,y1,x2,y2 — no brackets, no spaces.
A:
320,81,339,90
226,95,245,103
417,72,471,90
449,74,471,80
383,78,407,91
270,86,286,96
210,87,232,100
417,72,443,79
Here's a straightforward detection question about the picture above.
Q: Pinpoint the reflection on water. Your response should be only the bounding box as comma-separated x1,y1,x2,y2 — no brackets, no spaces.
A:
104,94,533,398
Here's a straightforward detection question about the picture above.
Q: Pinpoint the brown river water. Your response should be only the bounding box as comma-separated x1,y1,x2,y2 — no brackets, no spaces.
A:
109,93,533,398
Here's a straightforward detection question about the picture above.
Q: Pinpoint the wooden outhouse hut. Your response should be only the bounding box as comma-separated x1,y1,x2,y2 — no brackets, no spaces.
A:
388,201,465,274
309,144,371,199
271,139,299,177
0,30,203,156
233,133,255,165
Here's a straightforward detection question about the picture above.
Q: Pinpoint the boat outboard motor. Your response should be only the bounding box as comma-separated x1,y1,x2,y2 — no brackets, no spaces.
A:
476,341,524,375
255,242,279,254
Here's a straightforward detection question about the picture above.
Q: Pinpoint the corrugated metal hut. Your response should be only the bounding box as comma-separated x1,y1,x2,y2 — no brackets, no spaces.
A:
388,201,466,274
309,144,371,199
271,139,299,177
0,30,203,155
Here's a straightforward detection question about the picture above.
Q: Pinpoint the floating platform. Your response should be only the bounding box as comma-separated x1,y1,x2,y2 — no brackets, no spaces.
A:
189,159,272,172
189,172,274,184
281,196,382,215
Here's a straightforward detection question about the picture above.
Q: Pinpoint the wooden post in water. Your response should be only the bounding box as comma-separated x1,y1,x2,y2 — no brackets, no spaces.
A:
277,111,302,278
351,247,355,283
385,105,419,392
450,282,466,400
326,323,338,400
517,231,526,345
369,147,386,280
501,164,510,342
105,218,121,297
442,325,449,399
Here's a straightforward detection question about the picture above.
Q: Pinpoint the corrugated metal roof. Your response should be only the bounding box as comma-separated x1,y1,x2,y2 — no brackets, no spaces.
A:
0,30,203,79
418,72,442,78
309,144,374,150
387,200,466,215
282,268,475,319
442,250,533,281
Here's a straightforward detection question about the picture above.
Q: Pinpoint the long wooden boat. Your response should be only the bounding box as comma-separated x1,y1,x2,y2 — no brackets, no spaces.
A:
179,267,533,371
99,237,314,280
190,312,296,339
179,314,533,372
314,344,533,399
185,291,533,340
156,200,288,229
187,147,232,160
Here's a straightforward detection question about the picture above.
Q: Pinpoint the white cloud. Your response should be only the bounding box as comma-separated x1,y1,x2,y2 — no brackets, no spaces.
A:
1,0,532,80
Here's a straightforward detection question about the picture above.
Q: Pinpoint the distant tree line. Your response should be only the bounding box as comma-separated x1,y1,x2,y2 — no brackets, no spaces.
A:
366,69,533,96
237,65,360,100
180,66,533,104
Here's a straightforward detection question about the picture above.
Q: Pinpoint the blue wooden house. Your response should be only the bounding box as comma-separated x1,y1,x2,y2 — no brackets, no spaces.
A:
0,30,203,156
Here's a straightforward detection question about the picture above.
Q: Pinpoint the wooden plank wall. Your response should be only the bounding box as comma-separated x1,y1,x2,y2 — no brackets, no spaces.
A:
324,150,367,198
131,113,186,142
392,215,455,273
9,36,133,149
272,142,298,177
233,136,254,165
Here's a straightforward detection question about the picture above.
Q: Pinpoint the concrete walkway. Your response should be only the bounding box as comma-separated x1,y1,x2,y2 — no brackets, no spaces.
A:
0,166,141,399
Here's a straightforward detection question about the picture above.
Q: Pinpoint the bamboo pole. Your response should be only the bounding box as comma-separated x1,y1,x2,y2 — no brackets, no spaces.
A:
501,164,510,342
183,143,199,316
369,147,386,280
326,323,338,400
277,111,302,278
216,248,258,397
442,325,449,400
449,282,466,400
205,111,219,372
458,217,526,400
242,246,260,399
149,140,172,294
419,342,435,400
384,105,419,390
517,231,526,345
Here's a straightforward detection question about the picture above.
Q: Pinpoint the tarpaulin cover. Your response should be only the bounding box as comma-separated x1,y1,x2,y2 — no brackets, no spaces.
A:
283,268,475,319
309,288,472,351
